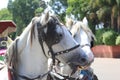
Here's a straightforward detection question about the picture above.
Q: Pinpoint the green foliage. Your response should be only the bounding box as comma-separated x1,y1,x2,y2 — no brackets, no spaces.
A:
35,8,44,16
66,0,120,33
102,30,118,45
7,0,42,36
0,8,12,20
67,0,90,20
66,6,72,14
95,29,106,45
116,0,120,6
116,35,120,45
97,6,111,22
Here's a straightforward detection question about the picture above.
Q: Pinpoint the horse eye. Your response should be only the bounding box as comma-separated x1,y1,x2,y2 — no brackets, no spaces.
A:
59,33,63,38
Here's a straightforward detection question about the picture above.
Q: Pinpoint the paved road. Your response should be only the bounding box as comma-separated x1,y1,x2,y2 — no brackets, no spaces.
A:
91,58,120,80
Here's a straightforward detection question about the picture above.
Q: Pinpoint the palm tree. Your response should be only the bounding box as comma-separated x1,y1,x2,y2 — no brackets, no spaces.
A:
116,0,120,32
90,0,120,32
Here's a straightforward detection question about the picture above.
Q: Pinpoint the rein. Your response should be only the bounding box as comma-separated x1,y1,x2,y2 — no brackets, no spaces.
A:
9,66,51,80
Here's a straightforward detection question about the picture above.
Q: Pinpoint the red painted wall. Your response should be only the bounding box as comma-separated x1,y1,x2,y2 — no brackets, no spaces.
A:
92,45,120,58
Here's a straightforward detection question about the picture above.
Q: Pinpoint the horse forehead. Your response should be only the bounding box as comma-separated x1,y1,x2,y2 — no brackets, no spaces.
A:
80,29,88,38
74,29,90,45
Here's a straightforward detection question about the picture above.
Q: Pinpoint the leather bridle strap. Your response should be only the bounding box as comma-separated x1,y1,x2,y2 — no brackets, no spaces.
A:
48,44,80,66
37,22,80,65
48,71,80,80
38,31,48,58
80,44,90,48
54,44,80,56
9,67,51,80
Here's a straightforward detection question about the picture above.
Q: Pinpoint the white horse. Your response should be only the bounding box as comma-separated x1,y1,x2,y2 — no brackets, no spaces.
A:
70,20,96,79
5,12,90,80
47,18,96,80
66,17,96,63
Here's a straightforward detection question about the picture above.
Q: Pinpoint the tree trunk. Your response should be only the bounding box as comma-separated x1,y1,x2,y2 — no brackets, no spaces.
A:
111,11,118,32
111,12,114,29
117,10,120,33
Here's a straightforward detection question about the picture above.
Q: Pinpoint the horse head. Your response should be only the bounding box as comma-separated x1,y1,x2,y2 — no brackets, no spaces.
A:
6,12,90,80
70,20,96,66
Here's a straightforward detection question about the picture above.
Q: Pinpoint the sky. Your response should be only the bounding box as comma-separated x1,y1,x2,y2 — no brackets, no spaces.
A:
0,0,8,10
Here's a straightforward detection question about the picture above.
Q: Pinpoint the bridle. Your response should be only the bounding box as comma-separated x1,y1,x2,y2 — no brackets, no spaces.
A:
37,17,80,65
36,19,81,80
36,17,81,79
7,17,80,80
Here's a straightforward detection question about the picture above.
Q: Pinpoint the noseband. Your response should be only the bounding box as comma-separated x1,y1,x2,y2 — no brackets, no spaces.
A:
80,44,91,48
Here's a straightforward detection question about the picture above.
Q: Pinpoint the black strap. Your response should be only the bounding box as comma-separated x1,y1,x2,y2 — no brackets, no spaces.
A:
81,44,90,48
55,44,80,56
47,72,80,80
9,66,51,80
9,38,19,79
49,47,56,65
38,32,48,58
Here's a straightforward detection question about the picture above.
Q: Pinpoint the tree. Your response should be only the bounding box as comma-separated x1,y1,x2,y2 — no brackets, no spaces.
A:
67,0,91,20
66,0,98,33
0,8,15,39
35,7,44,16
116,0,120,33
90,0,120,32
0,8,12,20
49,0,68,22
66,0,120,33
7,0,45,36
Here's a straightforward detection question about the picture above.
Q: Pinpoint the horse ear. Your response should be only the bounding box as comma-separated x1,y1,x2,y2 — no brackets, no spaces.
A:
44,11,49,22
82,17,88,27
66,18,73,29
41,11,49,25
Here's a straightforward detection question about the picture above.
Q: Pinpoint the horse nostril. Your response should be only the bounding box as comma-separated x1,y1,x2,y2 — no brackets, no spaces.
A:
81,58,86,63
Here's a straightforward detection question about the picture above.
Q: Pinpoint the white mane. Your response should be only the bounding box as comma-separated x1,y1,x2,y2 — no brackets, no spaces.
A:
71,21,96,42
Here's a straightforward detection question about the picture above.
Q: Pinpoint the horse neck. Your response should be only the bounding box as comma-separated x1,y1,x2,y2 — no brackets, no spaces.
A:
6,22,33,66
16,22,33,53
17,26,49,78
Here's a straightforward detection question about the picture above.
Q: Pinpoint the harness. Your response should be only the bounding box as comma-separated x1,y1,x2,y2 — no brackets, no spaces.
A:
37,20,80,67
36,22,80,80
8,17,80,80
47,72,81,80
80,44,91,48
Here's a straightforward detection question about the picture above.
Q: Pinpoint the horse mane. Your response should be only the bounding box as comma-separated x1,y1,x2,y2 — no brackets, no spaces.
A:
65,18,96,41
29,17,41,45
72,21,96,41
30,17,37,45
6,17,41,71
6,37,19,70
